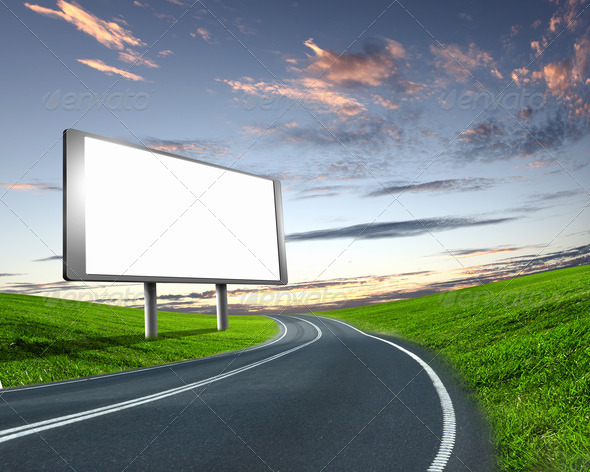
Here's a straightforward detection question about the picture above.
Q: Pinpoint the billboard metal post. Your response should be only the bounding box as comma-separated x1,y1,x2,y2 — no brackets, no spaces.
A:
144,282,157,339
216,284,228,331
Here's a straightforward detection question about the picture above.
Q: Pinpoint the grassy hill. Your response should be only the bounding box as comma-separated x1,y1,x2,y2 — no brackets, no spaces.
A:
0,293,277,388
319,264,590,472
2,265,588,470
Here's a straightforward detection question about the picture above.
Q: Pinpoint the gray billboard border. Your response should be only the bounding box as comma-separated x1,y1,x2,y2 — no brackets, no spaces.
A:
63,128,288,286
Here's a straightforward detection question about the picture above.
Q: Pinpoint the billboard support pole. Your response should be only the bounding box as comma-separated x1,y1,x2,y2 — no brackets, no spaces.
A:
216,284,228,331
144,282,158,339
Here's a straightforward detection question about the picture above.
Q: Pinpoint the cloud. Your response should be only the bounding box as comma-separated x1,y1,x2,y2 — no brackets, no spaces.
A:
490,67,504,79
158,49,174,57
0,182,61,192
150,271,443,314
292,185,352,200
548,0,586,34
158,242,588,313
221,77,366,117
286,216,517,242
517,107,534,121
154,12,175,21
511,66,532,85
192,27,213,43
372,94,399,109
0,273,23,277
245,112,401,150
25,1,145,50
517,1,590,117
221,37,424,120
146,137,230,159
302,37,405,87
455,112,580,161
530,189,585,202
367,178,500,197
528,31,590,117
542,61,576,98
445,247,525,258
525,159,554,169
489,243,590,275
33,255,62,262
431,42,495,82
234,17,255,35
428,244,590,295
158,290,216,300
459,122,504,142
77,59,146,81
0,280,138,295
117,50,159,68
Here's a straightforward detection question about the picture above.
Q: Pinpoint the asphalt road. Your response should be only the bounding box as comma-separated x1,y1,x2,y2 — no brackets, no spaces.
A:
0,315,495,471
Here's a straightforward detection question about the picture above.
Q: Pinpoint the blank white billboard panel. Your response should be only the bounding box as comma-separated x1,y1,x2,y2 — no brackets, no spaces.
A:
63,129,287,284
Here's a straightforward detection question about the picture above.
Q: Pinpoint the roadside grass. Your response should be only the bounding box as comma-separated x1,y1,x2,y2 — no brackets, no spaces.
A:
318,264,590,472
0,292,278,388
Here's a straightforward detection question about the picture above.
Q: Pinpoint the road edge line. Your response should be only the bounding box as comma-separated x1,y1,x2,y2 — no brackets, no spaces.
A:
326,317,456,472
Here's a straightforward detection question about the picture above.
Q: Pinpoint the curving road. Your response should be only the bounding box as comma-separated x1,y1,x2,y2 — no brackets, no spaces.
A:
0,315,494,471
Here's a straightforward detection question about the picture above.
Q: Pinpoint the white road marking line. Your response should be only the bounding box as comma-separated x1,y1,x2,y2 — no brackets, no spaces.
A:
326,317,456,472
241,316,288,352
0,317,321,444
2,317,288,394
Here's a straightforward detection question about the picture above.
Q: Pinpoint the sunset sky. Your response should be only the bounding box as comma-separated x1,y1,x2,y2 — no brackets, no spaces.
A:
1,0,589,314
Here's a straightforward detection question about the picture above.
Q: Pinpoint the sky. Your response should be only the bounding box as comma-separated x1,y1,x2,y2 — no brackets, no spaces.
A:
0,0,589,315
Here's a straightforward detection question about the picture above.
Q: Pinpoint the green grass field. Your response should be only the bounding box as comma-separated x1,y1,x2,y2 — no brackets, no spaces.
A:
0,292,278,388
2,266,588,470
318,264,590,472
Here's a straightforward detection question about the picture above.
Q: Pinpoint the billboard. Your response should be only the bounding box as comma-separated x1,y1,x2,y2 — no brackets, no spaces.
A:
63,129,287,285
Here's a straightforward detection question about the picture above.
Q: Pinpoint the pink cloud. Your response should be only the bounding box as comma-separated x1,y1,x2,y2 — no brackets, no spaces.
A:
549,14,562,32
194,27,212,43
0,182,61,192
526,160,554,169
302,38,405,87
549,0,586,33
431,42,495,82
511,66,531,85
460,122,504,142
25,1,145,50
530,31,590,117
542,61,573,98
221,77,366,117
77,59,146,81
490,67,503,79
118,50,159,68
372,94,399,109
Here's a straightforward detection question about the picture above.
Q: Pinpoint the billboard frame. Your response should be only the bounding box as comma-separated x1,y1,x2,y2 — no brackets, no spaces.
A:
63,128,288,286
